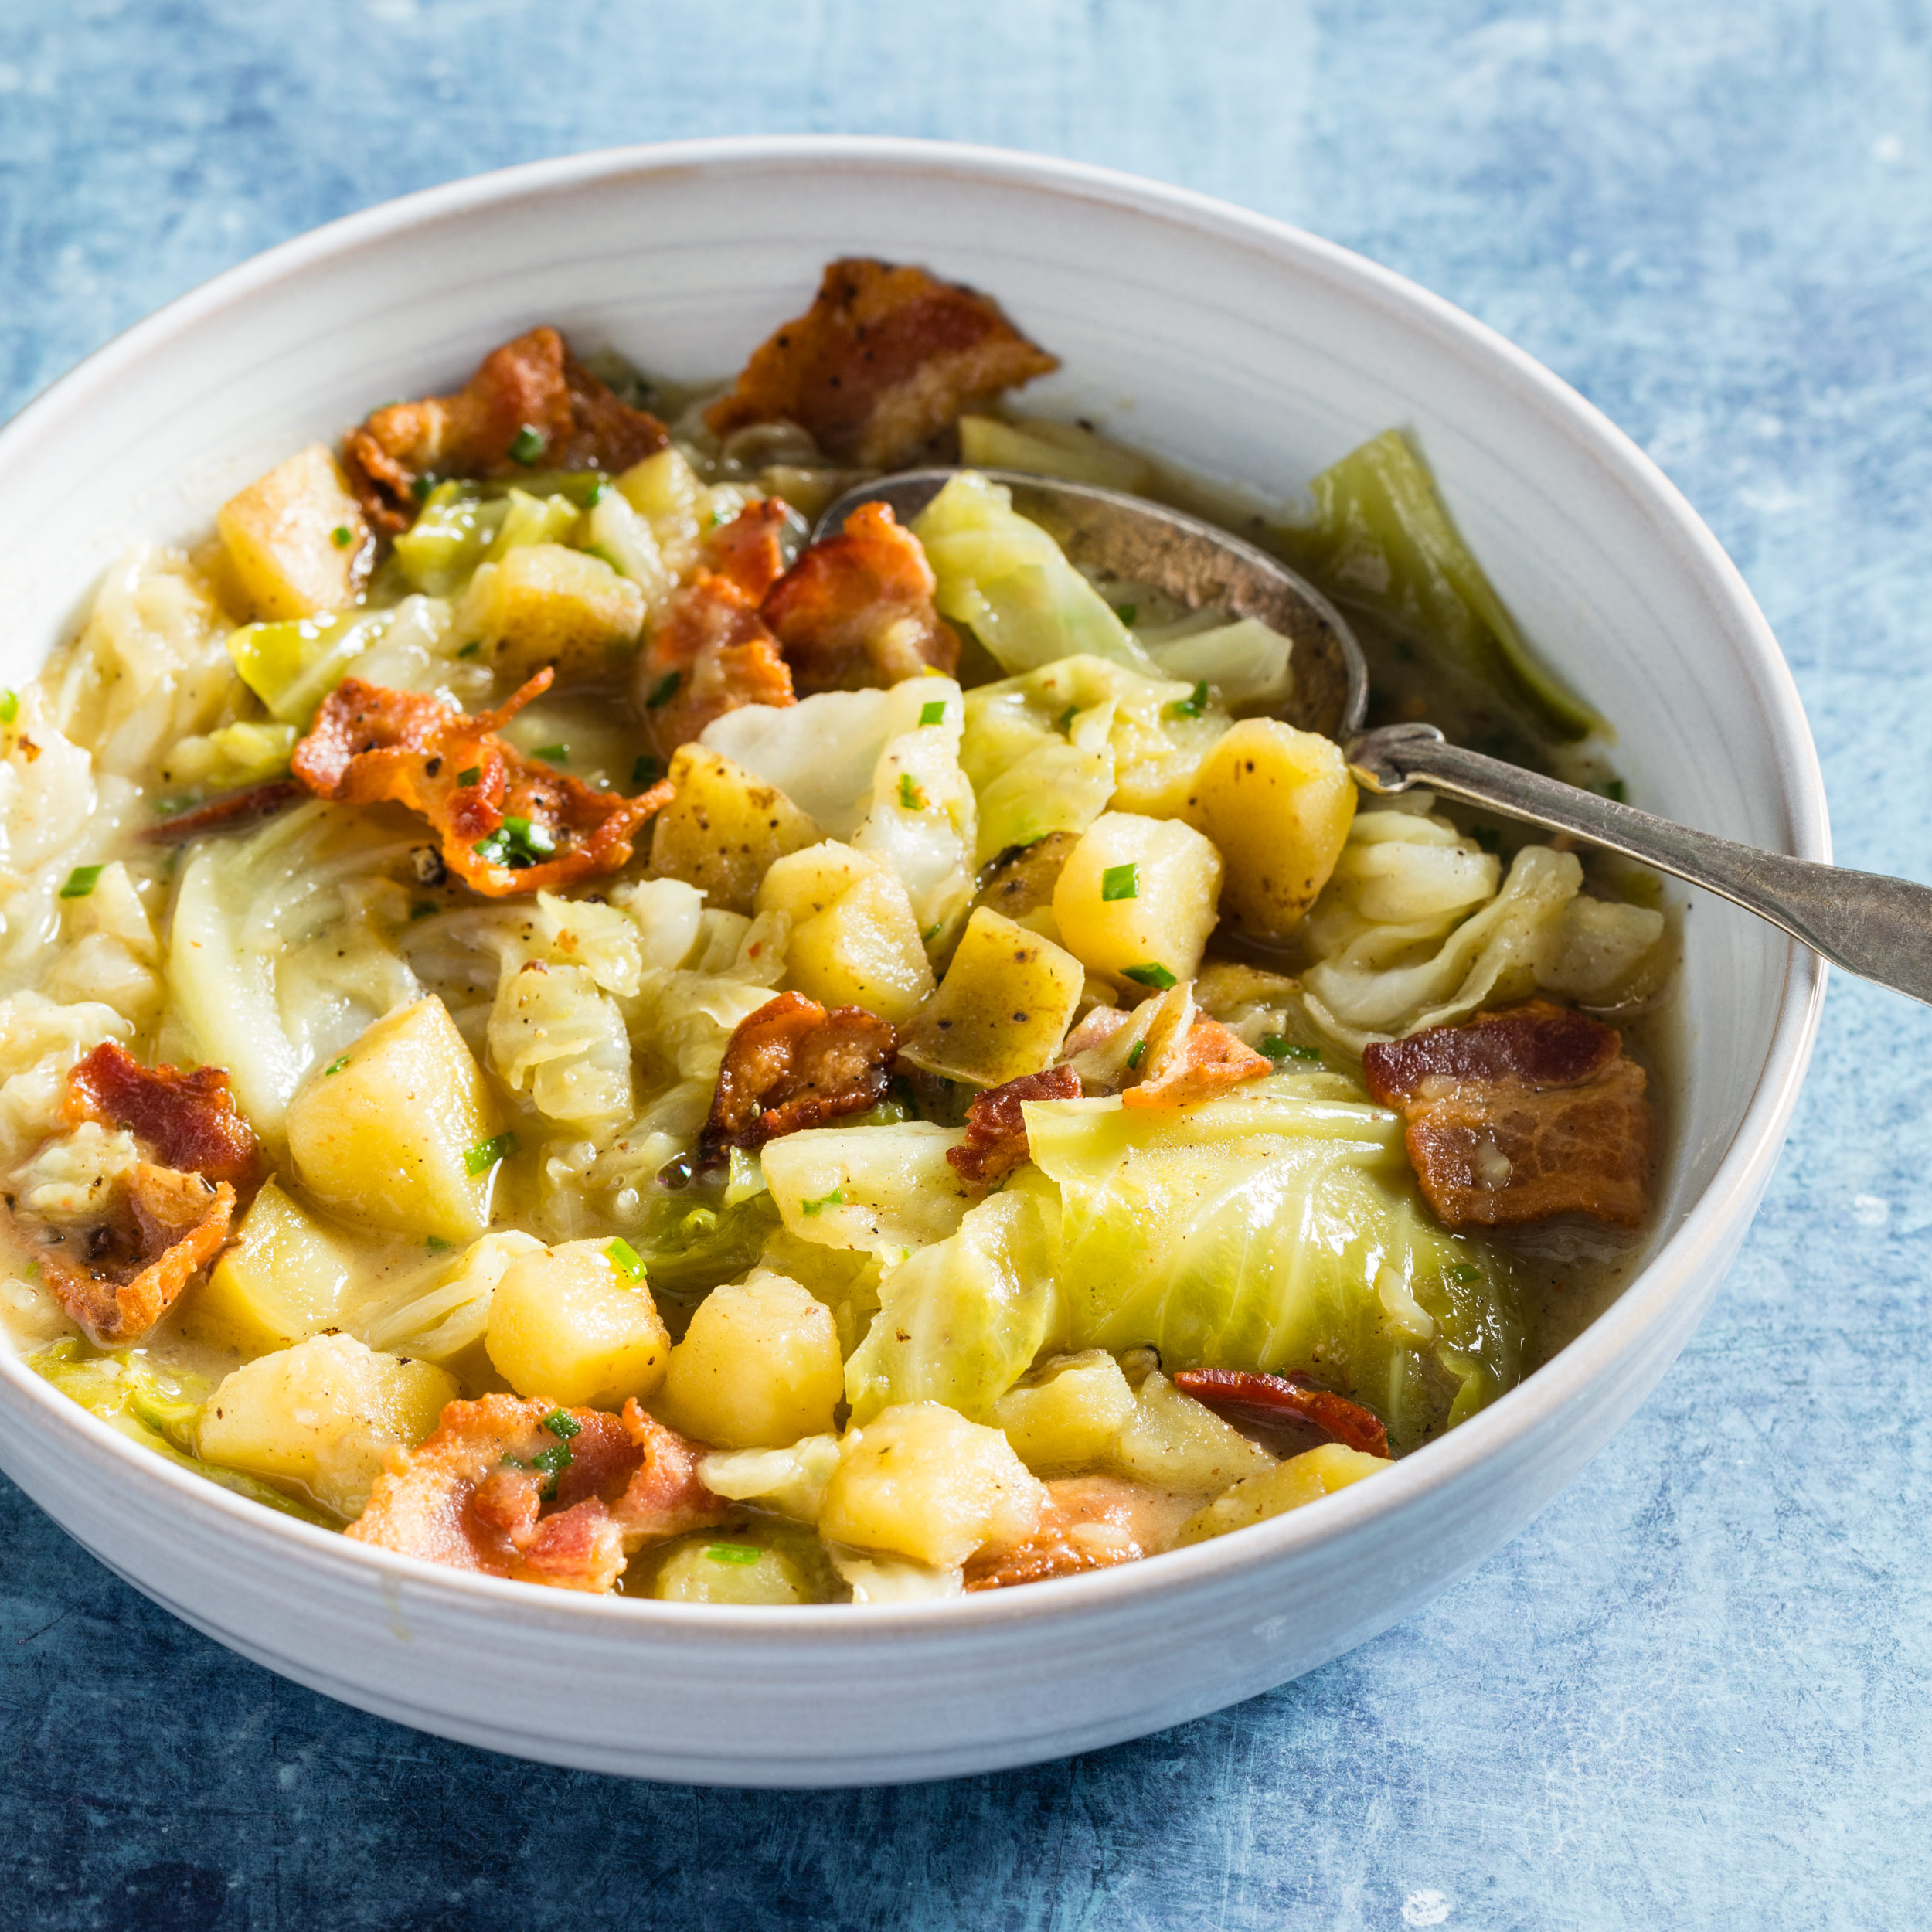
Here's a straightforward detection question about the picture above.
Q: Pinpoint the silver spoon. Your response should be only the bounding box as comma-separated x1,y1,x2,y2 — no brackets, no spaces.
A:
817,468,1932,1008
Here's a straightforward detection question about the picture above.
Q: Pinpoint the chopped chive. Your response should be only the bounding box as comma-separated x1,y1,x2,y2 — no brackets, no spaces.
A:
1100,862,1139,903
0,689,17,723
1114,602,1138,624
539,1409,582,1440
529,1442,571,1492
464,1131,518,1176
1260,1037,1321,1062
58,866,103,900
425,1235,451,1253
645,671,682,709
509,426,546,465
1167,680,1210,720
607,1236,645,1283
1446,1262,1481,1286
706,1543,763,1566
918,700,948,727
1121,962,1176,990
457,641,481,659
473,816,556,869
1057,706,1079,734
410,474,437,502
457,767,481,787
323,1053,351,1077
923,922,943,942
800,1188,845,1216
586,479,609,505
533,743,569,764
1603,778,1628,804
631,754,662,788
1126,1038,1147,1069
898,773,927,811
410,900,437,920
330,524,353,549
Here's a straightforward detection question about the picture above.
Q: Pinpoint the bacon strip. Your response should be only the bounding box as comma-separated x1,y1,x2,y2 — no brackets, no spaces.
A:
1172,1369,1391,1459
636,575,796,761
699,991,896,1163
342,327,668,533
1362,999,1652,1229
29,1164,234,1346
964,1476,1194,1591
292,672,671,897
704,498,794,603
64,1042,260,1191
141,780,301,845
346,1395,726,1592
705,259,1060,469
947,1065,1081,1189
1121,1016,1270,1111
762,502,960,692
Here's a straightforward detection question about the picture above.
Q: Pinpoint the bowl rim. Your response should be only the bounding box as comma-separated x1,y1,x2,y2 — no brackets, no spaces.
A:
0,132,1829,1638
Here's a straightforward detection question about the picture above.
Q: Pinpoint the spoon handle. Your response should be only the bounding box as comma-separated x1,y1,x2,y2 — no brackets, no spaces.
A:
1348,723,1932,1006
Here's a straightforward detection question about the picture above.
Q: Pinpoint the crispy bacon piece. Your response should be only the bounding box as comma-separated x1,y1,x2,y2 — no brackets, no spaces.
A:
699,991,896,1163
30,1164,234,1346
1362,1000,1652,1229
704,258,1060,469
346,1395,726,1592
964,1477,1194,1591
292,672,671,897
64,1042,260,1191
704,498,794,603
762,501,961,692
1121,1016,1270,1111
141,779,301,845
636,574,796,760
947,1065,1081,1189
1172,1369,1391,1459
342,327,668,533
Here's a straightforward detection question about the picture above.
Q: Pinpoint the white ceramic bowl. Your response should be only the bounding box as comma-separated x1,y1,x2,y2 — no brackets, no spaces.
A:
0,137,1825,1786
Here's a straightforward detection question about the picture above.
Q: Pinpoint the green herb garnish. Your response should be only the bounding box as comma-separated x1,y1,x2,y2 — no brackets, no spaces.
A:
509,426,547,465
586,479,609,505
1126,1039,1147,1069
58,866,103,900
425,1236,451,1253
472,816,556,869
918,700,948,727
1100,862,1139,902
1057,706,1079,734
1114,603,1138,625
457,641,481,659
1260,1037,1321,1062
645,671,682,709
923,923,943,942
533,743,569,764
410,900,438,920
323,1053,351,1077
800,1188,845,1216
464,1131,518,1176
330,524,352,549
607,1236,645,1283
457,766,481,787
1604,778,1628,804
0,689,18,724
539,1409,582,1440
898,774,927,811
1446,1262,1481,1286
1121,962,1177,990
706,1543,763,1566
631,754,662,788
1168,680,1210,720
410,474,437,502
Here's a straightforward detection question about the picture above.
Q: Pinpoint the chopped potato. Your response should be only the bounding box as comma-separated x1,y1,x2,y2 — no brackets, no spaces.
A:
970,829,1077,943
993,1350,1138,1475
485,1238,670,1409
649,1538,810,1604
653,1273,843,1449
197,1333,456,1519
649,745,824,916
896,907,1084,1088
818,1402,1046,1569
1050,812,1223,994
286,996,503,1243
1106,1371,1276,1492
1178,1441,1390,1544
216,444,369,620
461,543,646,682
755,841,935,1026
180,1180,359,1359
1182,719,1355,939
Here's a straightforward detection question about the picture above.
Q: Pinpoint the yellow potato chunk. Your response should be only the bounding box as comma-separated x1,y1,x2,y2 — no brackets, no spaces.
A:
1182,719,1356,939
895,907,1085,1088
993,1349,1138,1475
648,745,824,916
464,543,646,682
649,1538,809,1604
1178,1441,1390,1545
197,1333,457,1519
180,1180,359,1359
756,841,935,1026
286,997,502,1243
1050,812,1223,994
485,1238,671,1410
654,1273,843,1450
818,1402,1046,1569
216,444,369,620
1106,1371,1276,1493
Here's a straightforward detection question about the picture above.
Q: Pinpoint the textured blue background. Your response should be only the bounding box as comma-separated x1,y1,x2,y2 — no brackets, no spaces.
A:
3,3,1929,1927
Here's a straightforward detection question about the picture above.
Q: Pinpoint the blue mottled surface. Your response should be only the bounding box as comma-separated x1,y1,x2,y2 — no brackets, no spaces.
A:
3,3,1929,1925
